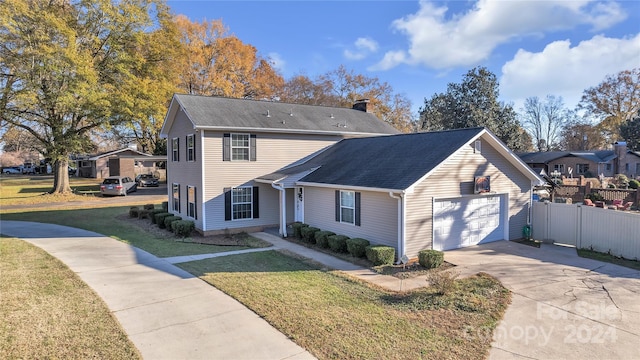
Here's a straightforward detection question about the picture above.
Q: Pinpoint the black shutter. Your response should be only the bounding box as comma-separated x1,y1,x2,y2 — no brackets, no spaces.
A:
250,134,257,161
192,134,197,161
253,186,259,219
224,187,231,221
223,133,230,161
355,192,361,226
177,138,180,162
177,185,181,212
193,187,198,220
335,190,340,222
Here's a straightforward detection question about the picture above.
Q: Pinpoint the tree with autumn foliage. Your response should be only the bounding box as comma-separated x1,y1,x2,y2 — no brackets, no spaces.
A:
0,0,178,193
579,68,640,144
280,66,415,133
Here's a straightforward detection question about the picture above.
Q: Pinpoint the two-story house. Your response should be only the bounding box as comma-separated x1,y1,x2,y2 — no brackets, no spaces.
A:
160,94,399,235
161,95,542,259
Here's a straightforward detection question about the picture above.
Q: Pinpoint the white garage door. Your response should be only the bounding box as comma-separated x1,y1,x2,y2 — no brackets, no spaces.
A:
433,195,505,251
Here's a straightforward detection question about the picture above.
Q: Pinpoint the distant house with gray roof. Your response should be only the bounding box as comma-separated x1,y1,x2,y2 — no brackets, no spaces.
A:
161,94,542,260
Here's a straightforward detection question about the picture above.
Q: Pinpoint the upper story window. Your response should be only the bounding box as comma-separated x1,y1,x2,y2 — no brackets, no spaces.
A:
232,134,250,161
171,138,179,162
186,134,195,162
223,133,256,161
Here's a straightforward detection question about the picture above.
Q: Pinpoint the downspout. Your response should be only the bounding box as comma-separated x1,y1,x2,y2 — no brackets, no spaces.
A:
389,192,404,263
271,182,287,237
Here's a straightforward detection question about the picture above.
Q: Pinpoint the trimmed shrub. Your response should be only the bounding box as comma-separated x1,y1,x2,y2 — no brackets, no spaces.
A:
315,231,335,248
154,212,171,227
291,222,308,238
172,220,195,237
162,201,169,212
129,206,140,218
149,209,166,223
418,250,444,269
328,235,349,253
346,238,370,258
366,245,395,266
629,179,640,189
301,226,320,243
163,216,182,230
138,209,151,220
143,204,155,210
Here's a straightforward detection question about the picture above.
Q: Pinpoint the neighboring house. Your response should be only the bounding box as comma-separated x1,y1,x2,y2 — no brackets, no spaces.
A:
519,142,640,180
159,94,399,236
77,148,156,178
257,127,542,258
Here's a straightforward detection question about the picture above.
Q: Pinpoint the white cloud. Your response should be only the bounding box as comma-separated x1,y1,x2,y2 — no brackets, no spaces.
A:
500,33,640,110
344,37,379,60
373,0,628,70
267,52,285,73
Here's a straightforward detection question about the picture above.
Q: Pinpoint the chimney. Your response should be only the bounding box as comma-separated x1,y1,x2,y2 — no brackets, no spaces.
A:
352,98,371,113
614,141,627,174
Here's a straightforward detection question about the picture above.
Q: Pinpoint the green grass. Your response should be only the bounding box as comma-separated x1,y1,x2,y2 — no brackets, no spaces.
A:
0,175,100,206
178,250,511,360
0,207,251,257
0,237,141,359
577,248,640,271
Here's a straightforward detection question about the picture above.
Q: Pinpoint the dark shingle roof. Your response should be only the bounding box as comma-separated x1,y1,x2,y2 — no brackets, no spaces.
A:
260,127,485,190
518,150,616,164
173,94,399,135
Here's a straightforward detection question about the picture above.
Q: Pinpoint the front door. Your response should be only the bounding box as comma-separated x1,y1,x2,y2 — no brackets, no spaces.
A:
294,187,304,223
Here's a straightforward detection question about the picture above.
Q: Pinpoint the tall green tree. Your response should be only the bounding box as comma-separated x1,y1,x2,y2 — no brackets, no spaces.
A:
419,67,531,151
620,111,640,151
579,68,640,144
1,0,176,193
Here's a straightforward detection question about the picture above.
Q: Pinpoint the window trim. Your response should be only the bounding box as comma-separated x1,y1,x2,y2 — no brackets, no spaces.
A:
171,137,179,162
231,186,253,220
339,190,356,225
576,163,589,174
554,164,565,173
231,133,250,161
186,134,195,162
187,185,197,219
474,140,482,154
172,183,180,212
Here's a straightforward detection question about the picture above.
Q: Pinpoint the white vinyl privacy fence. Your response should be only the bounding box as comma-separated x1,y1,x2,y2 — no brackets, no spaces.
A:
532,201,640,260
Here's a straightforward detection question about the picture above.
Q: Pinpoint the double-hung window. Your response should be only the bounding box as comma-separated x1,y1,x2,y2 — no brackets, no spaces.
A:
172,183,180,212
171,138,179,162
186,134,195,162
231,134,250,161
187,185,197,219
232,187,252,220
335,190,361,226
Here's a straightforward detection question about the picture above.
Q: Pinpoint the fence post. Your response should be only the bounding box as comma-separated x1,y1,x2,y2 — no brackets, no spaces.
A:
576,205,582,250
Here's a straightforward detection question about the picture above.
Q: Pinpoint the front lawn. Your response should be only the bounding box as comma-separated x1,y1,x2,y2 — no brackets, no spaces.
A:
0,237,141,359
179,250,511,360
0,175,100,206
577,248,640,271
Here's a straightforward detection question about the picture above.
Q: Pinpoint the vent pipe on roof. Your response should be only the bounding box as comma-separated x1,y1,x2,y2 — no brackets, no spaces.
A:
266,110,270,117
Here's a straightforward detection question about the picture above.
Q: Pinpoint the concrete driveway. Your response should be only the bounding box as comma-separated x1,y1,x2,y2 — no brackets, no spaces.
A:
444,241,640,360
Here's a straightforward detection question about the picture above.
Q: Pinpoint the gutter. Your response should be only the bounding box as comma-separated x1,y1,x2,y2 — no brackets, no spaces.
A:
389,191,406,263
271,182,287,237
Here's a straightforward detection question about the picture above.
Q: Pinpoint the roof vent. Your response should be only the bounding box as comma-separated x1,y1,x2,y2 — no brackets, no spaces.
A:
266,110,271,117
330,113,334,119
289,109,293,116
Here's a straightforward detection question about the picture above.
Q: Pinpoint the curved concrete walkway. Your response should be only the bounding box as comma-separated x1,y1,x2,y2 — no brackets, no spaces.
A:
0,220,314,360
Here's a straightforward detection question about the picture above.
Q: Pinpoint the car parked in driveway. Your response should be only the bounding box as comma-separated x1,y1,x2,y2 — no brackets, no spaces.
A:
135,174,159,187
100,176,137,196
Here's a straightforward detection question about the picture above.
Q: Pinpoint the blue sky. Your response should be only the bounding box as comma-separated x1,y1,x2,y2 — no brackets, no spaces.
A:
167,0,640,117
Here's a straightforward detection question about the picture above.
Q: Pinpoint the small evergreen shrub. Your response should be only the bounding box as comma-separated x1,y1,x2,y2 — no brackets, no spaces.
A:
291,222,308,238
629,179,640,189
162,201,169,211
154,212,171,227
149,209,166,223
163,216,182,230
138,209,151,219
143,204,155,210
418,250,444,269
129,206,140,218
315,231,335,248
301,226,320,243
366,245,395,266
172,220,195,237
328,235,349,253
346,238,370,258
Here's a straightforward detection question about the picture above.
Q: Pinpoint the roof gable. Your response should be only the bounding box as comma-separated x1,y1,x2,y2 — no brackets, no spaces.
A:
161,94,400,137
88,148,151,160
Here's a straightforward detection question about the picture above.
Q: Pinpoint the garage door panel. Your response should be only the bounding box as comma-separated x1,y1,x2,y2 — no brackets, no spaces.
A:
433,195,505,251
